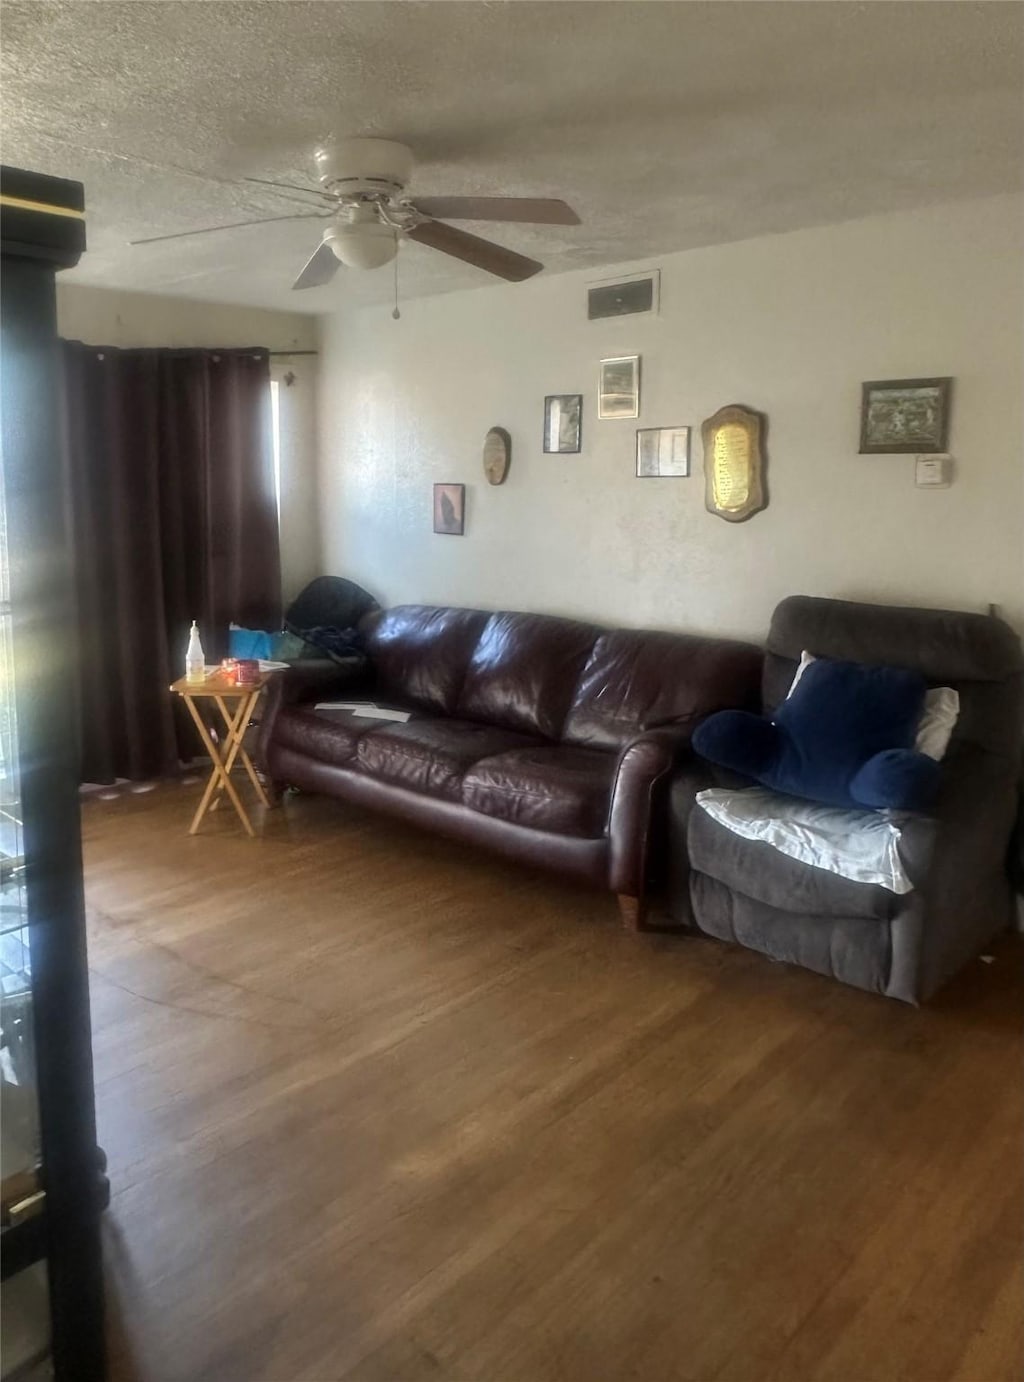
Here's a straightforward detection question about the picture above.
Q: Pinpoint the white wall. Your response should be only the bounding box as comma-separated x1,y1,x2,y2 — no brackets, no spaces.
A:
56,284,321,602
56,282,316,351
317,194,1024,639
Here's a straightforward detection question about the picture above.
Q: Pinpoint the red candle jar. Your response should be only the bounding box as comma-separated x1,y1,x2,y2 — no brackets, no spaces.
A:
235,659,259,685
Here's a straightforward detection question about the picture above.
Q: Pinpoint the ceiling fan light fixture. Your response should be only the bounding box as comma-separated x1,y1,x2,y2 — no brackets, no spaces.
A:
323,219,398,271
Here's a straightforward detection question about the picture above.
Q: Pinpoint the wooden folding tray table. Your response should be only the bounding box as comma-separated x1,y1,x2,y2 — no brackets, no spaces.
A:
169,671,275,836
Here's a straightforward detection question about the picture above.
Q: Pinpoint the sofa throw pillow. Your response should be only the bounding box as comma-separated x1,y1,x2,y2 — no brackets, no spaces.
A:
911,686,961,760
693,657,940,811
786,650,960,761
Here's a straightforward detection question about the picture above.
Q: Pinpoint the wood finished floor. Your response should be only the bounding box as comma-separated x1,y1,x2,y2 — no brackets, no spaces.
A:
83,784,1023,1382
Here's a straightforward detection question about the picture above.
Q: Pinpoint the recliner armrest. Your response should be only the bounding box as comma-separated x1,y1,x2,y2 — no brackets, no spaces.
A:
892,742,1020,999
662,755,746,927
899,742,1019,887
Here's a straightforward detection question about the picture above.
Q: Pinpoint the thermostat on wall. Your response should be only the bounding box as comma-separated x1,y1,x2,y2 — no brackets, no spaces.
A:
915,454,953,488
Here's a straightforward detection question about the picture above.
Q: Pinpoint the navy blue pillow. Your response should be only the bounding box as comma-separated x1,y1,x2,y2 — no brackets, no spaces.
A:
693,657,939,811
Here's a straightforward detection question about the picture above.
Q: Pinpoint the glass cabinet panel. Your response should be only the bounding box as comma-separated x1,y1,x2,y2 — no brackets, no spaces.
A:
0,450,51,1379
1,165,103,1381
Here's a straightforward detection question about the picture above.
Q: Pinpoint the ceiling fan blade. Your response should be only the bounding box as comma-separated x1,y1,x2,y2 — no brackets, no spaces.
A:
292,239,340,290
130,212,326,246
412,196,579,226
406,220,543,282
244,175,327,202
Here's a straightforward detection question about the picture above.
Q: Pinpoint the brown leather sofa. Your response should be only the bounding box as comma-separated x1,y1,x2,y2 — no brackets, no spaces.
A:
258,605,762,925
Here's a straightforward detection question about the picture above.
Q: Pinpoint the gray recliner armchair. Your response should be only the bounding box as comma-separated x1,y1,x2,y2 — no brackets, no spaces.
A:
667,596,1024,1003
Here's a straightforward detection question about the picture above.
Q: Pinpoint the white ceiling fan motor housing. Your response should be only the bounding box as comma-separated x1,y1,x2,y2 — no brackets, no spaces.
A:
315,138,414,198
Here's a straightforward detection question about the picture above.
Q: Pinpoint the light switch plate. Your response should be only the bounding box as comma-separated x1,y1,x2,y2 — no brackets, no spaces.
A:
915,454,953,487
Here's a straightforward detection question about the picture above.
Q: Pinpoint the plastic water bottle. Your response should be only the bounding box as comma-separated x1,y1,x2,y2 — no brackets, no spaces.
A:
185,621,206,684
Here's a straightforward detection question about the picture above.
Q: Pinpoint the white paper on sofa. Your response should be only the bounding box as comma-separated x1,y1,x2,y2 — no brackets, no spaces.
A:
314,700,411,722
696,786,916,894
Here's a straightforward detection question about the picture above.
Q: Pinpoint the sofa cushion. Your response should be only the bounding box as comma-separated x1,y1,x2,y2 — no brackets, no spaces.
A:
563,629,763,751
354,718,539,801
363,606,489,715
462,746,614,838
688,802,899,921
270,705,381,767
456,612,600,739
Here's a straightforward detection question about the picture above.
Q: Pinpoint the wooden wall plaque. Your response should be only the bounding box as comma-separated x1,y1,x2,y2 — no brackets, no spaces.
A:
483,427,511,485
702,404,767,522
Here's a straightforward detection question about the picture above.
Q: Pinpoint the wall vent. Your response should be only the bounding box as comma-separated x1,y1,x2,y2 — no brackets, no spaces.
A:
587,271,659,321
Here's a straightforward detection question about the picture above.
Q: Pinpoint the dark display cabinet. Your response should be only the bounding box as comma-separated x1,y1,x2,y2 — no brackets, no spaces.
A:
0,166,106,1381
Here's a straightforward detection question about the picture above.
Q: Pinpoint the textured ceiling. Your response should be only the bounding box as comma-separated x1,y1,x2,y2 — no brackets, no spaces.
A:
3,1,1022,313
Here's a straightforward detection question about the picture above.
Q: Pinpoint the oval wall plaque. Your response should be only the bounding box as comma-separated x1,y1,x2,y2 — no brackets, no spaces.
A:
702,404,767,522
483,426,511,485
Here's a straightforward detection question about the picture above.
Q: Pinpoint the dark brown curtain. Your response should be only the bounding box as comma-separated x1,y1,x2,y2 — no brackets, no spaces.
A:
62,342,281,784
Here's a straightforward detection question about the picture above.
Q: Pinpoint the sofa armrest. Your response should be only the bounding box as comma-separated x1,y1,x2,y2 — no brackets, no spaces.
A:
254,658,371,772
281,657,369,705
607,727,688,898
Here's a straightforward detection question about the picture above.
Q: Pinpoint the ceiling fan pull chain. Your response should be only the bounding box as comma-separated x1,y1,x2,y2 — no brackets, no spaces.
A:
392,239,401,320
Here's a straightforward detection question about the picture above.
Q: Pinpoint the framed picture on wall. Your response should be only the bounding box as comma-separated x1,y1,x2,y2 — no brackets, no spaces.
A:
598,355,640,419
636,426,690,477
859,377,952,454
543,394,582,453
433,482,465,535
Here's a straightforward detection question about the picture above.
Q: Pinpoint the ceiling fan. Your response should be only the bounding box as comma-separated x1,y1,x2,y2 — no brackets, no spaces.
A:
129,138,580,289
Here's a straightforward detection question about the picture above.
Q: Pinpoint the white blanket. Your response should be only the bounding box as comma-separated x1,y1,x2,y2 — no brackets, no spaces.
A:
696,787,916,894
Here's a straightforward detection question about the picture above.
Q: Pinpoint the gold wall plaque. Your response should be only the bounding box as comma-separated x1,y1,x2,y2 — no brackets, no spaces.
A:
483,426,511,485
702,404,767,522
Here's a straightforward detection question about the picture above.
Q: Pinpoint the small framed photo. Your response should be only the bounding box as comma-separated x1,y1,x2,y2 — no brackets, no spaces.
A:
543,394,582,453
433,482,465,535
598,355,640,420
859,377,952,454
636,426,690,477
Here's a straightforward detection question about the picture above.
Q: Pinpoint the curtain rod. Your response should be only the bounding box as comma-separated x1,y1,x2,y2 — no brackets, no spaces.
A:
269,350,318,357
